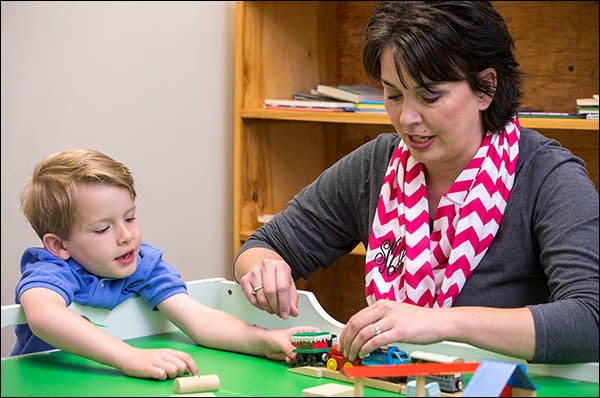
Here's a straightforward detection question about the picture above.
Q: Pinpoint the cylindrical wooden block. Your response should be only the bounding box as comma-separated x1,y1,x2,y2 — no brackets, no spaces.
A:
173,375,220,393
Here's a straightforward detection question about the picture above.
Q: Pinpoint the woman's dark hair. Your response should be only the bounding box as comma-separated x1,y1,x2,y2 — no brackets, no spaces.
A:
363,1,523,133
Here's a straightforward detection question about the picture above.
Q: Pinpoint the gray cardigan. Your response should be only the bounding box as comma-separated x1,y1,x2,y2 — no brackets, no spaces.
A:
239,128,599,364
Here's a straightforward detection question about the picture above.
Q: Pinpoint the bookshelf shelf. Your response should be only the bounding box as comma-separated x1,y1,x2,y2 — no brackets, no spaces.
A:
240,108,391,125
242,108,600,131
233,1,599,323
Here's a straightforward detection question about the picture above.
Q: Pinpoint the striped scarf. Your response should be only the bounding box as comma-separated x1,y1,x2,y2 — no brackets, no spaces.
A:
365,117,520,307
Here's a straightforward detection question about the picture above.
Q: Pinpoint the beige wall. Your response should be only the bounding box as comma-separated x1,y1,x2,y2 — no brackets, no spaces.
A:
1,1,236,356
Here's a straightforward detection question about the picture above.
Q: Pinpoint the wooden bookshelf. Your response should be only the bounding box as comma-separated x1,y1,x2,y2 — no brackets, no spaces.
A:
233,1,599,323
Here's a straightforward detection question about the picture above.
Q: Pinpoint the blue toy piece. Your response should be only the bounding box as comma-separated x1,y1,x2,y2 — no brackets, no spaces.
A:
406,380,441,397
361,346,411,366
462,359,538,397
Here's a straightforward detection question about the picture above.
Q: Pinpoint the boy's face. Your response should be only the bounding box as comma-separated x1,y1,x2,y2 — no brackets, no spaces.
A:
62,184,141,279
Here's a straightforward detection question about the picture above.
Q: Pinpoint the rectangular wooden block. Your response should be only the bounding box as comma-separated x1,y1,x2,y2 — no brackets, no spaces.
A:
302,383,355,397
289,366,324,378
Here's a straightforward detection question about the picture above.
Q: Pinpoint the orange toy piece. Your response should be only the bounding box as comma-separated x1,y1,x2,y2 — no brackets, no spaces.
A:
342,362,480,397
341,362,480,379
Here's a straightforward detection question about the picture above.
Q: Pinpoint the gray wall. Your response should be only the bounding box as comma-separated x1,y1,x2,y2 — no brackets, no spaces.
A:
1,1,236,357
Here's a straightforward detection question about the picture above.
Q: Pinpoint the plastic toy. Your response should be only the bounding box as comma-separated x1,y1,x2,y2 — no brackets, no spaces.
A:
341,361,480,397
326,344,362,371
462,359,537,397
292,331,337,366
408,350,465,392
362,345,411,366
406,379,441,397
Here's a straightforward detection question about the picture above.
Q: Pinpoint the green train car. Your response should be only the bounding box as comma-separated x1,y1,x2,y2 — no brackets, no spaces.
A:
291,331,337,366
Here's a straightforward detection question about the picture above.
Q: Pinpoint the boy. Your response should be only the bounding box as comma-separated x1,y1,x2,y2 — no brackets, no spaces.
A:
13,148,316,380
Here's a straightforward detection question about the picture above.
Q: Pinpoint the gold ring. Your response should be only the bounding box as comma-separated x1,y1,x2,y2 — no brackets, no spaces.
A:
251,285,264,296
373,323,382,336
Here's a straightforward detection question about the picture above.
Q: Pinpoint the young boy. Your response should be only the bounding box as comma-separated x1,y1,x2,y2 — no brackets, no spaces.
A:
12,148,317,380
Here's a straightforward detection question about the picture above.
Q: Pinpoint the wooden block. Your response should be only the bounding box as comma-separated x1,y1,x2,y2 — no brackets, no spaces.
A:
511,387,537,397
302,383,355,397
289,366,324,378
321,368,402,394
173,375,220,393
322,368,353,382
361,377,403,394
353,379,364,397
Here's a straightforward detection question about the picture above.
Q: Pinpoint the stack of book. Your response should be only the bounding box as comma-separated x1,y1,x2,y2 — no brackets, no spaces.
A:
315,84,386,113
576,95,599,120
263,84,386,113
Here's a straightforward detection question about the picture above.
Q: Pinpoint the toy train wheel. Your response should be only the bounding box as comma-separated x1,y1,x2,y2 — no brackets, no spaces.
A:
343,362,354,368
307,355,316,366
326,358,338,371
296,354,306,366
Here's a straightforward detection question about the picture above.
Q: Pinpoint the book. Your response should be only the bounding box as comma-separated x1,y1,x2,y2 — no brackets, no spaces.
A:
264,105,346,112
264,98,355,110
576,97,599,107
291,92,347,102
354,102,387,113
576,106,599,115
518,111,585,119
316,84,384,104
354,108,387,113
354,102,385,108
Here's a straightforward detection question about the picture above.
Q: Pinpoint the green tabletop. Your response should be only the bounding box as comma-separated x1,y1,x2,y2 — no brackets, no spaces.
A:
2,331,598,397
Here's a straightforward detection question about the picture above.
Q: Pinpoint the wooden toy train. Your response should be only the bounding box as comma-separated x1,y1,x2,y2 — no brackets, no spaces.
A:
291,331,464,393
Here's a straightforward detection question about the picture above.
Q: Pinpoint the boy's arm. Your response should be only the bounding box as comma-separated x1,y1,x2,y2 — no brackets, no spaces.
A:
158,293,318,361
19,287,198,379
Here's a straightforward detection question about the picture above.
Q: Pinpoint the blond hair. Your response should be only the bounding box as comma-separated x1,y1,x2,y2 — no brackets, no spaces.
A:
21,149,136,240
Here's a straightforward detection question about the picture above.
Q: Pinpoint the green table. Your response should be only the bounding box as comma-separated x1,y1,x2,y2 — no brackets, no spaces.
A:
2,331,598,397
2,279,598,397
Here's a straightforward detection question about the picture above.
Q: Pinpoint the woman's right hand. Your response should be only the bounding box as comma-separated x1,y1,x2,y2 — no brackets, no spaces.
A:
236,249,299,319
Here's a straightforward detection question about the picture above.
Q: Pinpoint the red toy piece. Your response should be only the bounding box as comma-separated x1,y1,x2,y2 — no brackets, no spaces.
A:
325,344,362,371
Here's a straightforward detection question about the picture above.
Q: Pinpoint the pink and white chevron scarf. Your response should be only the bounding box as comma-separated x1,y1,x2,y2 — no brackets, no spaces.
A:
365,117,521,308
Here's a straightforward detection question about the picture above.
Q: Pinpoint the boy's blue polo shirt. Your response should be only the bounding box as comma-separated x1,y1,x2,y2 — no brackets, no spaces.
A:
11,242,187,356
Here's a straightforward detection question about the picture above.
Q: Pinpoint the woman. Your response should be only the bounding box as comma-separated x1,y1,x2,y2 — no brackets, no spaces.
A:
233,1,599,364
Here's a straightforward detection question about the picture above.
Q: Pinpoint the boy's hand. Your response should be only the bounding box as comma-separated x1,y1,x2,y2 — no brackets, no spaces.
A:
120,347,199,380
262,326,320,363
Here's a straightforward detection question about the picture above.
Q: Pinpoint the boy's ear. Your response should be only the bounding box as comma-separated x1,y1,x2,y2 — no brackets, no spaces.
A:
42,233,70,260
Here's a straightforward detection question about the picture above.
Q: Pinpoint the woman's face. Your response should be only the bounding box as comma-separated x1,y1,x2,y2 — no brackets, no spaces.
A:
380,47,493,174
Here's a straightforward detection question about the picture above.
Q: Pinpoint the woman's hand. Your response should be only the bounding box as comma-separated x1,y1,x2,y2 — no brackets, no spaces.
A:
339,299,536,362
339,299,444,361
239,256,299,320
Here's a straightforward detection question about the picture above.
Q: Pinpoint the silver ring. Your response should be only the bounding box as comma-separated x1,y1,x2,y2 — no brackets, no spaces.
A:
373,323,382,336
251,285,264,296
